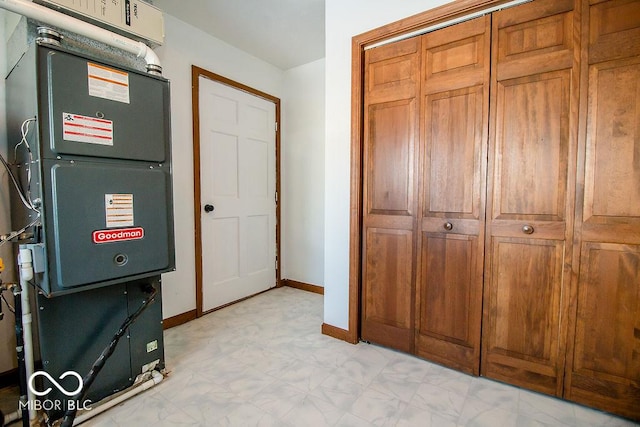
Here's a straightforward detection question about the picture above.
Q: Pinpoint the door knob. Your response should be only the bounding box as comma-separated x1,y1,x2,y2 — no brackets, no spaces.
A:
204,204,215,213
522,224,534,234
444,222,453,231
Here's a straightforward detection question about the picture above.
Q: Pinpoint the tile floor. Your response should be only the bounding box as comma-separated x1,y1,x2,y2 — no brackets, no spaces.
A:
56,287,640,426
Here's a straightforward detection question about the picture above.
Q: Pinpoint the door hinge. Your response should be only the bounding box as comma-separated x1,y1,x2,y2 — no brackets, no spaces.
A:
275,122,278,132
275,258,278,270
275,191,278,203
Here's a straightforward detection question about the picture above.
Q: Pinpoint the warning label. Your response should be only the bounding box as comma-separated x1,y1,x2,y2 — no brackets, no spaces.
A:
105,194,134,228
63,113,114,146
87,62,130,104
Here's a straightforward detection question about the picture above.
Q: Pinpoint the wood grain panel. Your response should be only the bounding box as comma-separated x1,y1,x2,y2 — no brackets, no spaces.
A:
420,236,474,343
424,87,483,217
416,234,481,374
361,228,414,352
568,374,640,420
493,71,571,222
589,0,640,63
429,38,479,75
566,243,640,419
494,0,574,80
367,100,416,215
490,240,564,360
423,17,489,93
573,244,640,379
366,37,420,103
583,57,640,223
483,238,566,394
499,13,570,59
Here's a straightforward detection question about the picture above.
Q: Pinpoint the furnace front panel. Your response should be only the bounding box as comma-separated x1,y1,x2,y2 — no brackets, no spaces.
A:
44,160,172,290
6,43,175,296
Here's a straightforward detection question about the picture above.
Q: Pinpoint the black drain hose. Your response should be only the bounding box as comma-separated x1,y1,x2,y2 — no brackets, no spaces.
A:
58,284,158,427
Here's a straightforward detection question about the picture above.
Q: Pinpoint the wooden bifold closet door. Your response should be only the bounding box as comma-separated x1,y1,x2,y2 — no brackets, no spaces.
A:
415,16,490,376
360,0,639,420
481,0,579,397
361,36,420,354
563,0,640,419
361,16,490,372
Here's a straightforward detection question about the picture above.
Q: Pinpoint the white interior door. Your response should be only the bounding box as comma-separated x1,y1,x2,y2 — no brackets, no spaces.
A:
199,77,276,311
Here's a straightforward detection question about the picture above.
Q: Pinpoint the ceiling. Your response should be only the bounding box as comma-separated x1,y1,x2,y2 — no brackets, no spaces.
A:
150,0,325,70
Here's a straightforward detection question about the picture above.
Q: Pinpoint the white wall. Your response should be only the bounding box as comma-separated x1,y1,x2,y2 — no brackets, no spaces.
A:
282,59,325,287
323,0,453,330
155,14,285,318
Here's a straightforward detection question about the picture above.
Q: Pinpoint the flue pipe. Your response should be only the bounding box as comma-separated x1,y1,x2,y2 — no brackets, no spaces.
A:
0,0,162,75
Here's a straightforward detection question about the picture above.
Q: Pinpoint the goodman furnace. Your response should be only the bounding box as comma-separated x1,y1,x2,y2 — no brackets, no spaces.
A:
6,37,174,421
7,42,175,296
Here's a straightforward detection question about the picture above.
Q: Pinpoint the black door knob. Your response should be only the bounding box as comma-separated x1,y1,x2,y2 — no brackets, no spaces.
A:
204,204,215,213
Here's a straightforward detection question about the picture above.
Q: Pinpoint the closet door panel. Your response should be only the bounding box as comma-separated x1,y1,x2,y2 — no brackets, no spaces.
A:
581,57,640,243
416,16,490,375
568,243,640,418
423,16,489,93
484,238,565,393
423,86,483,220
588,0,640,63
573,244,640,378
367,100,416,216
361,37,420,353
361,228,414,352
483,0,579,396
495,7,575,80
492,71,571,224
417,233,480,373
566,2,640,418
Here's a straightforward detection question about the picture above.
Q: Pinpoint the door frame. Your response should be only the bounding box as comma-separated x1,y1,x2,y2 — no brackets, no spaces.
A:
345,0,530,344
192,65,281,317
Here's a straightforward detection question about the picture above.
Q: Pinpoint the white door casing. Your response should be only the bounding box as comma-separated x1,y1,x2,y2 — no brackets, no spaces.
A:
198,76,277,311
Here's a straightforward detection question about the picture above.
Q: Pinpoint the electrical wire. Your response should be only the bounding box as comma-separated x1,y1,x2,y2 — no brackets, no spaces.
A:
1,118,39,212
0,118,40,247
13,118,35,163
1,293,15,314
14,118,36,205
0,215,41,247
0,151,36,212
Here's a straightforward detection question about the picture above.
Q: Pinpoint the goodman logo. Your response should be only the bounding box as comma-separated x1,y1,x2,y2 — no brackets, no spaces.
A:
93,227,144,244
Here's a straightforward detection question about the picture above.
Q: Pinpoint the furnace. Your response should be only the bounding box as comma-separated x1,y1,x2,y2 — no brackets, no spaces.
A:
5,33,174,424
